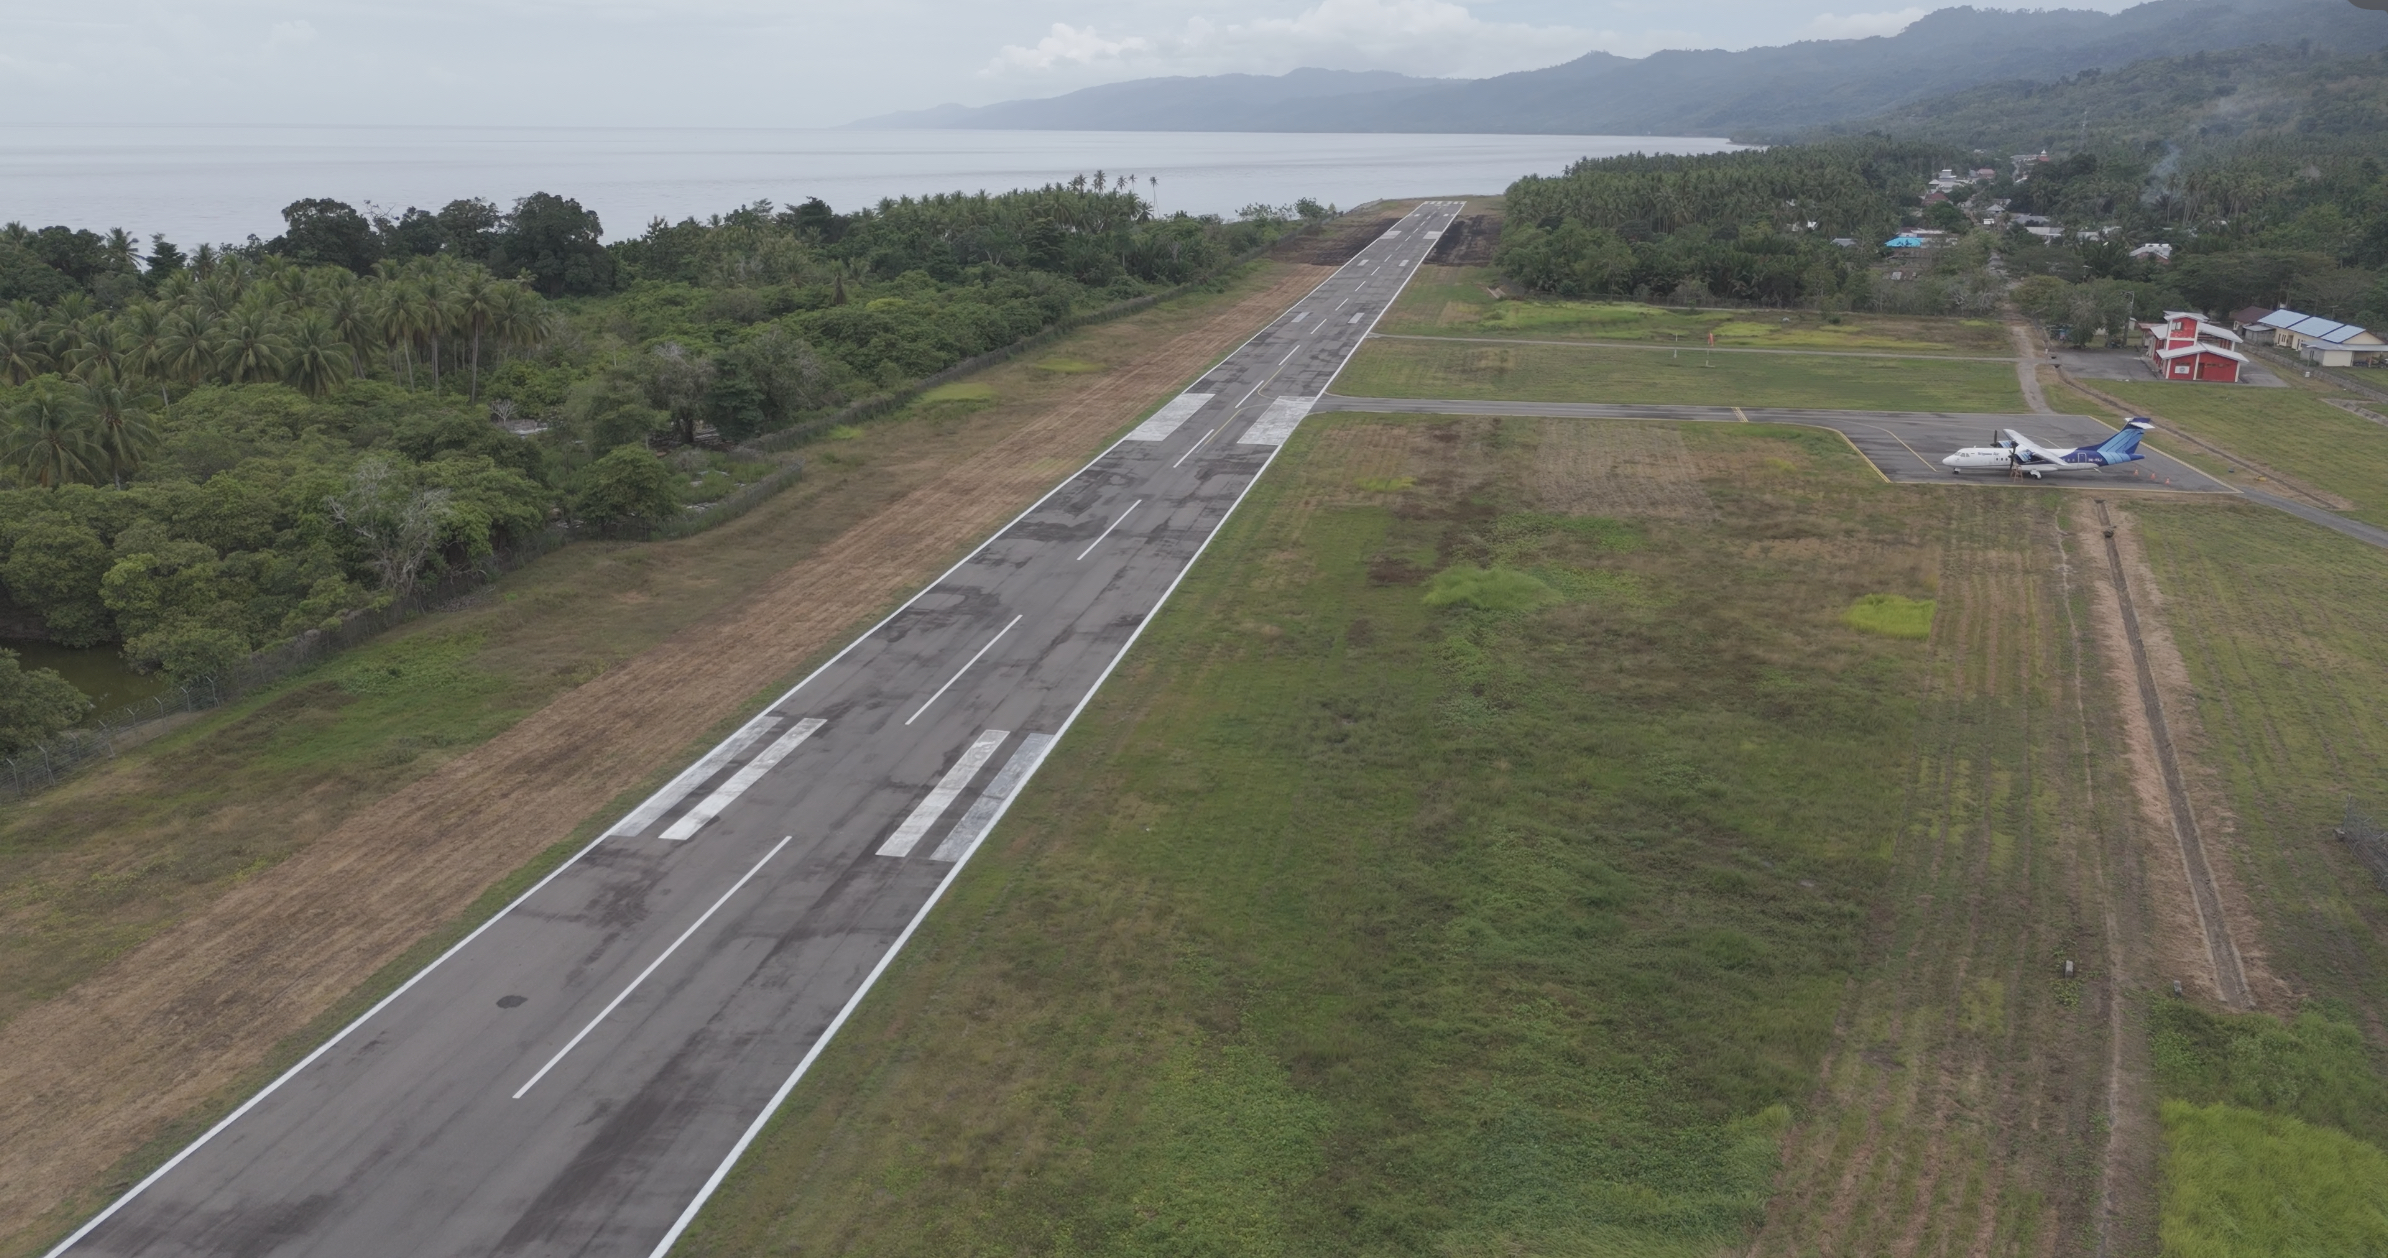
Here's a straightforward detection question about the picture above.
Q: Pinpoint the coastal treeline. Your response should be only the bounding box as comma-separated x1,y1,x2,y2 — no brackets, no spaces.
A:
0,179,1312,749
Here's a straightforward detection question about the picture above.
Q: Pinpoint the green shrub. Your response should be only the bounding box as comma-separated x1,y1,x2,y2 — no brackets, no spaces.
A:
1423,565,1557,613
569,445,680,527
0,649,88,753
2153,1002,2388,1148
2160,1101,2388,1256
1843,593,1935,639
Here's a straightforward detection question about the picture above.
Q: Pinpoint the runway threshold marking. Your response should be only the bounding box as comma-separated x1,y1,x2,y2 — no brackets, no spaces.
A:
660,719,826,841
878,729,1010,858
1075,500,1144,561
511,834,797,1099
1124,392,1214,442
604,717,782,839
929,734,1058,863
904,614,1024,726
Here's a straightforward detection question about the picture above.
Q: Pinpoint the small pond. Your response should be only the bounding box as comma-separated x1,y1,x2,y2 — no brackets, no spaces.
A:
2,640,171,721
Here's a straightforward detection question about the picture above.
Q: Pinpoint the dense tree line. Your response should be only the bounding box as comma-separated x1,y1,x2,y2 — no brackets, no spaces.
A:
0,179,1310,750
1496,140,1955,307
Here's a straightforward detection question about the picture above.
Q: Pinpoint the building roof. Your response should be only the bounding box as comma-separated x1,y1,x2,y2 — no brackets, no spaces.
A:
2256,309,2309,329
1885,236,1927,247
2155,343,2249,364
2230,306,2275,326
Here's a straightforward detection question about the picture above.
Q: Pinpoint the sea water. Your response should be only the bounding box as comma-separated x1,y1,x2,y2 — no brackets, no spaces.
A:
0,127,1746,248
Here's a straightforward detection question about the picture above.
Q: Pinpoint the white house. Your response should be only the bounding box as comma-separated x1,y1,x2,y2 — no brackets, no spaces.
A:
2256,309,2388,367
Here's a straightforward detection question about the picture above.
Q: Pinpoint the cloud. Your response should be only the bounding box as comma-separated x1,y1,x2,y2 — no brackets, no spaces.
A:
994,23,1155,72
1802,8,1927,39
985,0,1626,82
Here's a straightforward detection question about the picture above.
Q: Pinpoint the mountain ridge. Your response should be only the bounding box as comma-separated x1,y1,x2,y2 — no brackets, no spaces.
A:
850,0,2388,137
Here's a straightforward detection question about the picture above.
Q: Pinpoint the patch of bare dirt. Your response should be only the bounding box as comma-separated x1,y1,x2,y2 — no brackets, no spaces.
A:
1272,209,1404,265
0,265,1335,1250
1426,213,1500,266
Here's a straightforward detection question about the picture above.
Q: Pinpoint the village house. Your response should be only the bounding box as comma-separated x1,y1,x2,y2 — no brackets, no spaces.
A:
2140,311,2249,383
2253,309,2388,367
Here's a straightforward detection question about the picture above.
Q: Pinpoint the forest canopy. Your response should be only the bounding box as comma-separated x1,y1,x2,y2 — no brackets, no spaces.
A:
0,176,1312,751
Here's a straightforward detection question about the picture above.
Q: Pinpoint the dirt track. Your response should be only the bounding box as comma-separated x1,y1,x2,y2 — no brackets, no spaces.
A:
0,265,1330,1249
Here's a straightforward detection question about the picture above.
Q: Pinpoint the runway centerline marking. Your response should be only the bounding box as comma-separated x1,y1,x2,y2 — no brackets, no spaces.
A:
905,614,1023,726
660,719,826,841
512,834,795,1099
877,729,1009,858
1173,428,1220,469
1075,500,1144,561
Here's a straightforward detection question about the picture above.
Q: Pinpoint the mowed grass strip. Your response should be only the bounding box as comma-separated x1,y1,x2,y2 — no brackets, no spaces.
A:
677,417,1941,1256
1381,266,2012,356
1333,335,2028,413
2101,381,2388,527
2130,500,2388,1248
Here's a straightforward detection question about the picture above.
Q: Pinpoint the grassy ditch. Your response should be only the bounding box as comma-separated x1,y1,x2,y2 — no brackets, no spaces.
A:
676,415,1945,1256
1333,335,2028,413
1382,266,2012,356
2129,500,2388,1252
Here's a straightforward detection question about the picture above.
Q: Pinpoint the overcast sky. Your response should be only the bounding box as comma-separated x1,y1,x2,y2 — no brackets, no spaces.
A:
0,0,2144,127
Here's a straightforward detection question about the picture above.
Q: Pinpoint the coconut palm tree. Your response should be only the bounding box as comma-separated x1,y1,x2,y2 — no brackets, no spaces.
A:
155,306,217,391
62,319,126,382
0,312,49,385
282,313,350,398
417,269,456,393
117,303,169,400
214,300,291,384
376,281,426,389
79,373,156,487
3,384,101,488
321,278,377,379
454,269,504,402
102,228,140,274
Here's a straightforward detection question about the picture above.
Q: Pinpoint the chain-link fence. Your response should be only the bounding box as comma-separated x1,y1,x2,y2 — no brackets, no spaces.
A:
2340,799,2388,892
0,529,569,802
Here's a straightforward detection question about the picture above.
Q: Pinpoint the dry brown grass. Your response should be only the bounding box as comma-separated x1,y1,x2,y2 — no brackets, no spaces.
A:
0,262,1331,1254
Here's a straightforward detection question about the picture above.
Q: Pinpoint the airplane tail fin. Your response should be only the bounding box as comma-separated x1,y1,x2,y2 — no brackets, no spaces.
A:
2095,419,2152,460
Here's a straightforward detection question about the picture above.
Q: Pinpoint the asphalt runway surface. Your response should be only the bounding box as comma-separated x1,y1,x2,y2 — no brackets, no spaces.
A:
56,202,1466,1258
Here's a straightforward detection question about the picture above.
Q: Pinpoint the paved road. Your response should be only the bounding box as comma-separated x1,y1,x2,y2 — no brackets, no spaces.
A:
1314,395,2235,493
57,202,1467,1258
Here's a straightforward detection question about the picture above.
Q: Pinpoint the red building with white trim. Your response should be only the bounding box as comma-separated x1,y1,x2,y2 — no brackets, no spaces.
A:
2140,311,2247,384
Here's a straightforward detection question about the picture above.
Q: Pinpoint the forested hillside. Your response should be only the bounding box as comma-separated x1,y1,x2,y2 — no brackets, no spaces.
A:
1492,51,2388,338
0,181,1308,748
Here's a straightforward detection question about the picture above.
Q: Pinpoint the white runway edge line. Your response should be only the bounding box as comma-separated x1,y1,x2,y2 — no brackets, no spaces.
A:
37,205,1449,1258
659,719,826,841
904,615,1023,727
1240,395,1317,447
604,716,782,838
1123,391,1214,442
1075,500,1143,561
930,734,1057,863
513,835,796,1099
876,728,1009,858
645,201,1463,1258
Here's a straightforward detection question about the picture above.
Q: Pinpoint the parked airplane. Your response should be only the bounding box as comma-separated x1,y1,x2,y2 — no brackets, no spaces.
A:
1942,419,2153,477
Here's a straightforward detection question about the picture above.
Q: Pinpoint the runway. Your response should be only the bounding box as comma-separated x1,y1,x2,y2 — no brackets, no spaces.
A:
54,201,1467,1258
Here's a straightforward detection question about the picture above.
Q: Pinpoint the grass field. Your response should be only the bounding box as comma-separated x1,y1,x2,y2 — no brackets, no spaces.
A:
2129,500,2388,1253
670,415,2133,1255
1333,336,2030,413
2101,381,2388,527
1381,266,2013,356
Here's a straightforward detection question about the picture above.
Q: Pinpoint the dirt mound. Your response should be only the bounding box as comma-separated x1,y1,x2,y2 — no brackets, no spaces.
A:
1428,213,1501,266
0,265,1332,1253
